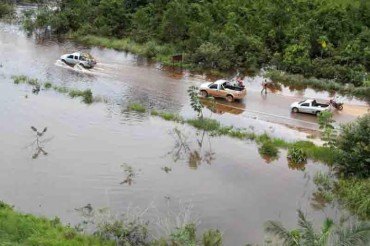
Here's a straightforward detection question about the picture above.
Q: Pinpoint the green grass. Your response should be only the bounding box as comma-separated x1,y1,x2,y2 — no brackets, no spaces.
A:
69,89,93,104
127,103,146,113
11,75,94,104
151,110,184,122
0,201,113,245
336,178,370,220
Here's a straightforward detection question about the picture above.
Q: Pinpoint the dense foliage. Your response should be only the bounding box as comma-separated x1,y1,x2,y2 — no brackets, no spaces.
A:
26,0,370,86
0,2,14,19
335,114,370,178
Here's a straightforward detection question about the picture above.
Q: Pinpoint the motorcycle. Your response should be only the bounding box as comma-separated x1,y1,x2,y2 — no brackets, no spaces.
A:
329,99,344,110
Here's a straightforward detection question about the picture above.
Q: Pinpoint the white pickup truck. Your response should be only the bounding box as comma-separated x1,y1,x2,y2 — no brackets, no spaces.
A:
290,99,330,116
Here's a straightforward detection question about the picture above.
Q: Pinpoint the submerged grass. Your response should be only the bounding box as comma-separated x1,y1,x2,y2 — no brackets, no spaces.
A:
0,201,112,245
11,75,94,104
127,103,146,113
128,102,336,165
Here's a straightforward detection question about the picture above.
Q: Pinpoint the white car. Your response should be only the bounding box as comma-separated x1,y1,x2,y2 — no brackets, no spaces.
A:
290,99,330,116
60,52,96,69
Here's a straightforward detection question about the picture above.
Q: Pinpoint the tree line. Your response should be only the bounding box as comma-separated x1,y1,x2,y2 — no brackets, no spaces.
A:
20,0,370,86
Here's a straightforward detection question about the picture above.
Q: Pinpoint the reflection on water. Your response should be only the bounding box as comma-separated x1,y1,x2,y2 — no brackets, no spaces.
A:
28,126,50,159
168,127,215,169
200,98,245,115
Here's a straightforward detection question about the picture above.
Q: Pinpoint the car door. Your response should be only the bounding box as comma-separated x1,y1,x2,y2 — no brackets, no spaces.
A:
218,83,229,98
299,102,310,113
66,54,74,64
73,55,79,65
208,83,218,97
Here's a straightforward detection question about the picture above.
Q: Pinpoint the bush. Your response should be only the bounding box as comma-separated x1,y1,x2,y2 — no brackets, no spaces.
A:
335,114,370,178
69,89,93,104
258,140,279,162
0,3,14,19
287,147,307,165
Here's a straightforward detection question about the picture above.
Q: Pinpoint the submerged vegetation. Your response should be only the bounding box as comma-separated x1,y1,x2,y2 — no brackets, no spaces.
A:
23,0,370,87
11,75,94,104
267,70,370,101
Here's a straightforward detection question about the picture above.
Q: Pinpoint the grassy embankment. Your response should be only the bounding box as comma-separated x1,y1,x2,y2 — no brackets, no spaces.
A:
0,201,112,245
267,70,370,101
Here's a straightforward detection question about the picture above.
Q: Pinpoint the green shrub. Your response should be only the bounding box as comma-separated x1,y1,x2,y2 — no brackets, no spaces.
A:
287,147,307,164
44,82,52,89
258,141,279,161
335,114,370,178
0,3,14,19
336,179,370,220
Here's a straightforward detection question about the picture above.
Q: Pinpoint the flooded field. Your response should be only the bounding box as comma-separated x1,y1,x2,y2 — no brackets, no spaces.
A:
0,21,366,245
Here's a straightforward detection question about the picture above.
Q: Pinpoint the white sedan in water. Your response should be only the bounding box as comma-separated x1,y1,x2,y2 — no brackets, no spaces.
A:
60,52,96,69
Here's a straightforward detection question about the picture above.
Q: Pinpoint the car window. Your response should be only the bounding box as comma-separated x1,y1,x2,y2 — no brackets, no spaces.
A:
67,55,73,59
80,56,86,61
209,84,217,89
74,56,78,60
301,103,309,107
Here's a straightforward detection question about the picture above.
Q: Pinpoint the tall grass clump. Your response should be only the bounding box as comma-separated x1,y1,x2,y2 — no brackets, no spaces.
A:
69,89,93,104
151,110,184,122
336,178,370,220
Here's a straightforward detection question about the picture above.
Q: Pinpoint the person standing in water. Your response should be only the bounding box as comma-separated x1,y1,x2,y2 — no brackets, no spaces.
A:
261,79,268,94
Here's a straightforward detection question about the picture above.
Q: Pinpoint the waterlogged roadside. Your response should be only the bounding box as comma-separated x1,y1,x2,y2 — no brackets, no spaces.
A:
10,74,336,166
0,78,339,245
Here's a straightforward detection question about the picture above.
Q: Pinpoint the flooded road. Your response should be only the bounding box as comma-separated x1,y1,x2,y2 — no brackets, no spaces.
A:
0,21,362,245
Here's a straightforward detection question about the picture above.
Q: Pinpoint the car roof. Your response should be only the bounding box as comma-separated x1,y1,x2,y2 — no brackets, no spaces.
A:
213,79,228,85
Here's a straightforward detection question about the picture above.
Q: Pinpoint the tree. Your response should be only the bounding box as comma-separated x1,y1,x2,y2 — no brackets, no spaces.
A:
335,114,370,178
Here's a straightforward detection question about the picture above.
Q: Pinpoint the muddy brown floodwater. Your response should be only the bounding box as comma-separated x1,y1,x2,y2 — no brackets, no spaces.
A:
0,20,366,245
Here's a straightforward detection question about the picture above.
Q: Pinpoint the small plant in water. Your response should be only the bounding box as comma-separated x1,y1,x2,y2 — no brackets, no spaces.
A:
161,166,172,173
188,86,204,118
120,164,137,185
287,146,307,165
258,140,279,163
127,103,146,113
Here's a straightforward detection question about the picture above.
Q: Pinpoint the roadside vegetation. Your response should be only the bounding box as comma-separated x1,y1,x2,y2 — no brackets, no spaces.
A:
12,75,94,104
0,201,112,245
0,2,15,19
21,0,370,88
267,70,370,101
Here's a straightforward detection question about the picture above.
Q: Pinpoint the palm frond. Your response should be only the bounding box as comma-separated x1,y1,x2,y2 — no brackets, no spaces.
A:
332,221,370,246
297,210,317,245
318,218,334,246
264,220,299,246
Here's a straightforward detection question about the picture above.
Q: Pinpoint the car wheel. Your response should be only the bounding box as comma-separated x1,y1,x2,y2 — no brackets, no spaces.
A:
338,105,343,111
200,90,208,98
292,107,299,113
61,59,67,64
226,95,234,102
79,63,86,68
316,111,321,116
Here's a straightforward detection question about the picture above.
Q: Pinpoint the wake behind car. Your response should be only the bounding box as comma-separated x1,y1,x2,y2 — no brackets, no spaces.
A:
60,52,97,69
291,99,330,116
199,79,246,102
